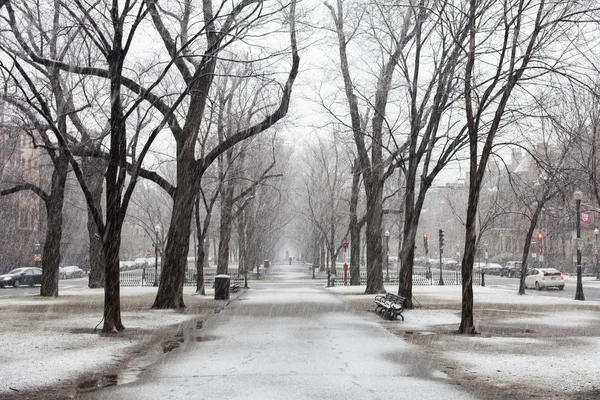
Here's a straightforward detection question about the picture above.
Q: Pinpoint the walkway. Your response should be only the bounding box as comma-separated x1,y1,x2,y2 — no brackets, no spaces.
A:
85,263,475,399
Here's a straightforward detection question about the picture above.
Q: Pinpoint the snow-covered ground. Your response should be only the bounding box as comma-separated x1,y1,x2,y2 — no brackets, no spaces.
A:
2,279,600,398
331,282,600,396
0,286,221,396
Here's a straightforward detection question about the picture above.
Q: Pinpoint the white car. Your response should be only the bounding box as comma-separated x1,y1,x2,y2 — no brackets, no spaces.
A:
525,268,565,290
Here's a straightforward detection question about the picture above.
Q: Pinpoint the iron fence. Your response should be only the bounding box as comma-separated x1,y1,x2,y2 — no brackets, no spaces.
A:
332,270,482,286
119,270,245,287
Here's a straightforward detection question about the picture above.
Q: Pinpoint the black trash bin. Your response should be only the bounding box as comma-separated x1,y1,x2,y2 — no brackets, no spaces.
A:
264,260,270,269
214,274,230,300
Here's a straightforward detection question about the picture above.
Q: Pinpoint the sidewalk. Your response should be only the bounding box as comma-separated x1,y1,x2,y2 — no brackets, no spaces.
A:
1,266,600,399
78,265,475,400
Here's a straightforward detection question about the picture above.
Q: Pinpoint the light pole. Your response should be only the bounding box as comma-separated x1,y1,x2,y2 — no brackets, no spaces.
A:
595,227,599,281
574,190,585,300
154,224,160,287
384,230,390,282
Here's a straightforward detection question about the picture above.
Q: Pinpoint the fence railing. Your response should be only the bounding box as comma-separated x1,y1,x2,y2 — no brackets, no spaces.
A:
331,270,482,286
119,270,245,287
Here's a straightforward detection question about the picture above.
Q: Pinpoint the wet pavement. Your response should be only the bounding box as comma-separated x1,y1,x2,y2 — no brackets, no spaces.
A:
81,263,475,400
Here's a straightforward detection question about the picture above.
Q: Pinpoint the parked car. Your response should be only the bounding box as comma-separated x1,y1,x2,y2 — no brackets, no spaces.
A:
525,268,565,290
0,267,43,288
501,261,523,277
474,262,486,273
119,261,134,271
132,258,149,269
60,266,84,279
483,263,503,275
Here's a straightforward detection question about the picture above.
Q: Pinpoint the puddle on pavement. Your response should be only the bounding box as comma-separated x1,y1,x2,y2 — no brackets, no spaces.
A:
404,331,438,335
194,335,220,342
77,368,146,392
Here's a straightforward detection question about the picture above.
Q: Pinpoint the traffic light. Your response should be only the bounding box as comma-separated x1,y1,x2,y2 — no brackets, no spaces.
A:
439,229,445,249
537,232,543,251
423,233,429,254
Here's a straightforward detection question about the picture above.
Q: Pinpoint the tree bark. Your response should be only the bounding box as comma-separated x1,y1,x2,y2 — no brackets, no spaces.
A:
217,176,235,275
83,156,106,288
364,180,385,293
349,160,361,285
153,151,196,309
40,152,69,297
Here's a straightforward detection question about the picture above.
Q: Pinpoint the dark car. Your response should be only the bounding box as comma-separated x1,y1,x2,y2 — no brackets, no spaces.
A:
0,267,43,288
501,261,523,277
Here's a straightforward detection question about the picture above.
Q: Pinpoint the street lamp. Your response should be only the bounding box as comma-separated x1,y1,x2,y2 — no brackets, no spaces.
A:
574,190,585,300
595,227,599,281
154,224,160,287
384,230,390,282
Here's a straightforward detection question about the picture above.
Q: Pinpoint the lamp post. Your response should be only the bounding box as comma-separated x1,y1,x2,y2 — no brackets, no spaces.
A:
574,190,585,300
595,227,599,281
154,224,160,287
384,230,390,282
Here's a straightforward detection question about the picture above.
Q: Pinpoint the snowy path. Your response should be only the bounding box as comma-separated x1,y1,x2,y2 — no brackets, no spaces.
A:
84,264,475,400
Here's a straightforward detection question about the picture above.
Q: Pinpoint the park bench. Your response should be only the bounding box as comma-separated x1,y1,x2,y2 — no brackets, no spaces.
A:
373,293,405,321
230,282,241,293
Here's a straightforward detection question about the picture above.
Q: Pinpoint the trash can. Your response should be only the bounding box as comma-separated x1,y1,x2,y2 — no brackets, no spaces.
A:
264,260,270,268
214,274,230,300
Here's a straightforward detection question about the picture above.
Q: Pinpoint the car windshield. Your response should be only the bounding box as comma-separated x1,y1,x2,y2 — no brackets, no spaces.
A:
7,268,25,274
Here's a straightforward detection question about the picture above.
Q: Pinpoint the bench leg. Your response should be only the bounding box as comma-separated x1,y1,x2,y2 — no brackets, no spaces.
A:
383,308,394,320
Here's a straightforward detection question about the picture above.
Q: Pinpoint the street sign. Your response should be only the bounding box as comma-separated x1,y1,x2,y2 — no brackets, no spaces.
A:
34,254,41,262
145,249,152,257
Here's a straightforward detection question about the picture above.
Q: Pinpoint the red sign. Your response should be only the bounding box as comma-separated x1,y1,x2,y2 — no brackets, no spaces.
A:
34,254,41,262
145,249,152,257
581,210,591,229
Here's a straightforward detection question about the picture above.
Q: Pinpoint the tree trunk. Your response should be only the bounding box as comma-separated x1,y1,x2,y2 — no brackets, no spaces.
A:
152,152,196,309
217,180,235,275
518,207,543,294
102,223,124,333
196,238,206,295
83,156,106,288
349,159,361,285
398,170,429,307
40,152,69,297
459,172,480,334
329,220,337,275
364,181,385,294
459,214,477,334
398,219,419,306
320,238,326,272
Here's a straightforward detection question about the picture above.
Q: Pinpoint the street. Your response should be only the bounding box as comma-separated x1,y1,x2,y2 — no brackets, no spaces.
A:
0,277,89,298
484,275,600,301
4,272,600,302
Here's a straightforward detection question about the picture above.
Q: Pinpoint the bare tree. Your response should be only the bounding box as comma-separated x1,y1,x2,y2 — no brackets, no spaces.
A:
299,135,351,283
149,0,300,309
459,0,599,333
